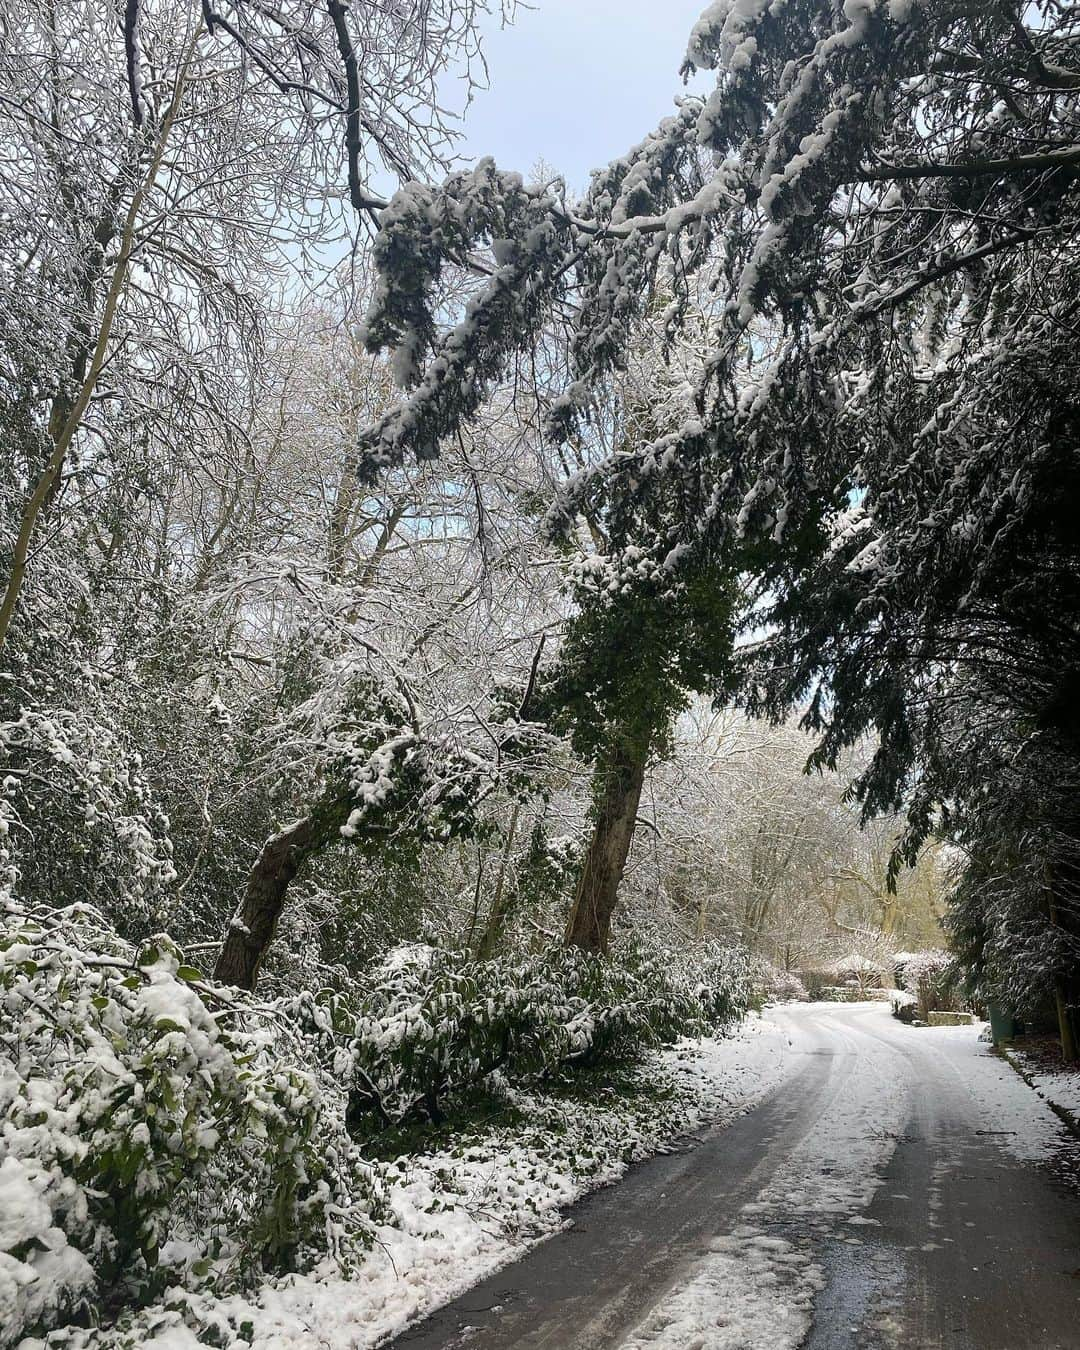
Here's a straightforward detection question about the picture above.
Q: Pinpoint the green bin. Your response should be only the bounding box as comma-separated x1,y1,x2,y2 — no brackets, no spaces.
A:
988,1003,1018,1044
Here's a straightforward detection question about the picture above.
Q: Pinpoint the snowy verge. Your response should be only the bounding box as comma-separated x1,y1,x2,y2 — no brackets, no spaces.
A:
999,1040,1080,1135
30,1015,795,1350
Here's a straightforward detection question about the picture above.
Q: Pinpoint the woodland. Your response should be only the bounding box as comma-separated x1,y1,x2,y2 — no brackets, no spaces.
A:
1,0,1078,1344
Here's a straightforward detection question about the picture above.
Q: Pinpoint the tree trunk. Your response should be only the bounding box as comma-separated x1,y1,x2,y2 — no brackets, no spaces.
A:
565,742,648,953
1055,979,1078,1063
214,798,345,990
695,891,710,939
1045,866,1080,1062
0,26,202,653
476,802,522,960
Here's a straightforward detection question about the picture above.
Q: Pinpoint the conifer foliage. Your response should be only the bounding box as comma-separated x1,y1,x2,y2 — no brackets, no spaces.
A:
2,0,1080,1339
358,0,1080,1039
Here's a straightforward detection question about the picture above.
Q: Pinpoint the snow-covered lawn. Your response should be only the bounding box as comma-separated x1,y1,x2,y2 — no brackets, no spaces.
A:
40,1016,796,1350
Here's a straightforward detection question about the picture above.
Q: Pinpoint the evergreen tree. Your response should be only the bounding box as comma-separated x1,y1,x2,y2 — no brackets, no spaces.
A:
355,0,1080,1043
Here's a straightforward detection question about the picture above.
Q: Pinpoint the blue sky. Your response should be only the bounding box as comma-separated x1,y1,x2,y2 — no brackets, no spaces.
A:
451,0,712,194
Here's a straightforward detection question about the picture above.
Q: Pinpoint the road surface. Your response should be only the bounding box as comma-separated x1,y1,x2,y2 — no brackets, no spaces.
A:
389,1003,1080,1350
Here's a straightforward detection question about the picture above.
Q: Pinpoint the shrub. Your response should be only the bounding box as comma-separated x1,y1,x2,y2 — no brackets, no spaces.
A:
894,949,963,1019
756,961,809,1004
890,989,918,1023
0,901,381,1347
800,968,832,1000
692,940,755,1025
324,939,752,1133
0,895,752,1345
892,951,915,989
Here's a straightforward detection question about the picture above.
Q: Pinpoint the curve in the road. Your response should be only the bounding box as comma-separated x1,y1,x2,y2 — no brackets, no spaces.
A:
387,1004,1080,1350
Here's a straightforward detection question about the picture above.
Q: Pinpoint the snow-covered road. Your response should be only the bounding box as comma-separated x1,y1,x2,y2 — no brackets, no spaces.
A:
392,1003,1080,1350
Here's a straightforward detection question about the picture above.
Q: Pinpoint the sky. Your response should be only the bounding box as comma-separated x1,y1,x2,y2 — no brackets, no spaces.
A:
450,0,713,195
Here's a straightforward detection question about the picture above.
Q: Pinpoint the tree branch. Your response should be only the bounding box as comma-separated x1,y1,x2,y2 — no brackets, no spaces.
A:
326,0,386,216
855,145,1080,182
123,0,144,127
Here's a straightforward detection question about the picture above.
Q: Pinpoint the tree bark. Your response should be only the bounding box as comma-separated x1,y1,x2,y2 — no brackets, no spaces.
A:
214,798,345,990
1055,979,1078,1063
476,802,522,960
565,742,648,953
1045,864,1080,1062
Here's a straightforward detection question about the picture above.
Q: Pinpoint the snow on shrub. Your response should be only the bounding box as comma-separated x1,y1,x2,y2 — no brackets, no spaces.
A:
889,988,918,1023
893,949,962,1019
0,900,381,1347
311,939,752,1132
693,940,755,1025
0,892,752,1345
755,960,809,1004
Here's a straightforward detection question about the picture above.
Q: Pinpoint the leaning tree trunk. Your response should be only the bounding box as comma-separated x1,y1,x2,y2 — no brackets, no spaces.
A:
565,741,648,953
214,797,346,990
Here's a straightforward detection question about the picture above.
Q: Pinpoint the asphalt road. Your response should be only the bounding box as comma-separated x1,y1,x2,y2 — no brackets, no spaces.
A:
387,1004,1080,1350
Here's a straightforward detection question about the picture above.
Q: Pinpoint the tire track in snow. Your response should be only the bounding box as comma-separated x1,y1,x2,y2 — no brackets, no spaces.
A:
616,1007,915,1350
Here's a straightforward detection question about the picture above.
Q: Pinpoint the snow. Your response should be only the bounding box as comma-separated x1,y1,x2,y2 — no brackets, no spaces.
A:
616,1003,1079,1349
925,1023,1074,1166
1001,1044,1080,1133
889,988,916,1013
684,0,775,73
620,1003,909,1348
83,1017,798,1350
24,1006,1079,1350
828,952,884,974
0,1156,95,1346
1031,1065,1080,1121
620,1229,820,1350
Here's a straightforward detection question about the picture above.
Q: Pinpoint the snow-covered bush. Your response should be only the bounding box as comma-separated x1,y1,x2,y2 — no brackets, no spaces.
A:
693,940,755,1024
324,940,752,1132
889,988,918,1024
755,960,809,1004
894,949,962,1020
0,900,381,1346
0,703,175,936
0,883,751,1343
